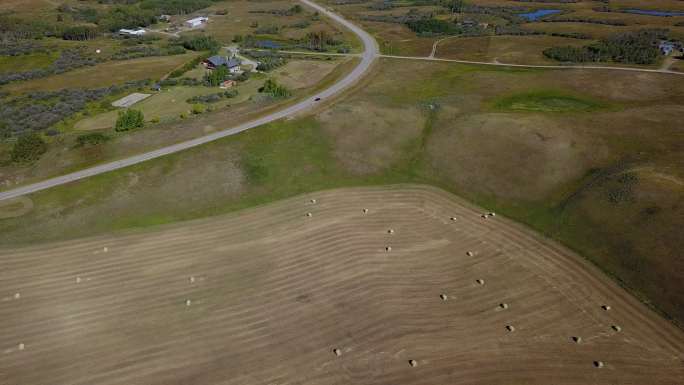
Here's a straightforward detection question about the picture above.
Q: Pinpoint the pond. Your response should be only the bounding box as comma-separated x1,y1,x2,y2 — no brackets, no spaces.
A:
623,9,684,17
518,9,562,21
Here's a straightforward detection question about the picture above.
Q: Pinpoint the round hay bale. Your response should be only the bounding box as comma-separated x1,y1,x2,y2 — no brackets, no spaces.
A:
306,212,312,217
593,361,604,368
388,229,394,234
18,343,25,351
489,212,496,217
476,279,485,285
505,325,515,332
103,247,108,253
189,276,195,283
572,336,582,344
601,305,611,311
611,325,622,332
363,208,369,214
185,299,192,306
481,214,488,219
310,199,317,204
450,217,457,221
333,348,342,356
76,277,82,284
13,293,20,300
466,251,474,257
440,294,448,301
408,359,417,367
385,246,392,252
499,303,508,309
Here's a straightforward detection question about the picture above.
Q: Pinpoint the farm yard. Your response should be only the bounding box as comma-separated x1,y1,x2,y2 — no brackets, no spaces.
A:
1,186,683,384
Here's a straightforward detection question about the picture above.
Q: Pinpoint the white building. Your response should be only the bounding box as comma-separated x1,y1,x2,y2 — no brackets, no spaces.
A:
119,28,146,36
185,17,208,28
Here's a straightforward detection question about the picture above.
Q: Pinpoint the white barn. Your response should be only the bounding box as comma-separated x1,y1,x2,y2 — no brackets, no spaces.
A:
185,17,208,28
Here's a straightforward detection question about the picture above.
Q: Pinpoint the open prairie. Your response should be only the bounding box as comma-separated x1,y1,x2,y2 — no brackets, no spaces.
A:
1,186,683,385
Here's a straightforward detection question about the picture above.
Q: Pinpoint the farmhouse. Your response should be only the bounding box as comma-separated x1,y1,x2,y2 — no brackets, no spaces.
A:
118,28,146,37
204,55,242,73
185,17,208,28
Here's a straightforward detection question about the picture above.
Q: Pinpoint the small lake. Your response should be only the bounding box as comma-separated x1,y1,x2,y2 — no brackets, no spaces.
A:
518,9,562,21
623,9,684,17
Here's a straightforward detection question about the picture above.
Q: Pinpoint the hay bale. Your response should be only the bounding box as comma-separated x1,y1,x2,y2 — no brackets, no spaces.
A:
601,305,611,311
189,276,195,283
13,293,20,300
466,251,474,257
572,336,582,344
505,325,515,332
306,212,313,217
440,294,448,301
363,208,369,214
103,247,108,253
18,343,25,351
76,277,82,283
387,229,394,234
310,199,317,204
499,303,509,309
481,214,488,219
593,361,604,368
476,279,485,285
489,212,496,217
185,299,192,306
450,217,457,221
408,359,417,367
385,246,392,252
611,325,622,332
333,348,342,356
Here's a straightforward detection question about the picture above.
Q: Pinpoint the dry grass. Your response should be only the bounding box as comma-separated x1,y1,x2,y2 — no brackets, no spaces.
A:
1,186,682,384
4,53,198,94
273,59,340,89
435,35,590,65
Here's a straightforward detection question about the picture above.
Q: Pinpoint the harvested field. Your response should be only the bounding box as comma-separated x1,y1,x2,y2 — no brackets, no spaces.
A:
1,186,682,385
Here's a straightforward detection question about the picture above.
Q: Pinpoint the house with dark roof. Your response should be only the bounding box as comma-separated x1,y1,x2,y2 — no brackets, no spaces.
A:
203,55,242,73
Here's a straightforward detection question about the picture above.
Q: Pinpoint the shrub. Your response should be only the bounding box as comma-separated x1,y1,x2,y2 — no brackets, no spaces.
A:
182,36,219,52
115,109,145,131
191,104,206,114
187,89,238,103
76,133,110,147
256,56,286,71
11,133,47,163
259,78,290,98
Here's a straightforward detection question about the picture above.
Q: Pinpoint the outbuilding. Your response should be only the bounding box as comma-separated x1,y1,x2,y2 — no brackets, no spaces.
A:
185,17,208,28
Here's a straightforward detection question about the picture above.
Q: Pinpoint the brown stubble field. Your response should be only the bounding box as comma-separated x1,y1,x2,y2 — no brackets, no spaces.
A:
1,186,683,385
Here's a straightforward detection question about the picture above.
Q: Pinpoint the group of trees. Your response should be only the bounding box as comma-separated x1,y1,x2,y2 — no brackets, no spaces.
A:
181,35,220,52
256,56,286,71
10,133,47,163
0,48,98,86
544,29,667,64
115,109,145,132
259,79,290,98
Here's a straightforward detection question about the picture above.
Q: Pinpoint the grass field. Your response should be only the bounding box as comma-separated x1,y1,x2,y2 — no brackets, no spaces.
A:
2,58,683,330
434,35,591,65
1,186,683,384
3,53,198,94
0,52,59,74
492,90,608,113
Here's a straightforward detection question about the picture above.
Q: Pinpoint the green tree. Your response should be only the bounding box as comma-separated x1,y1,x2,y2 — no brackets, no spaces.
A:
11,133,47,163
115,109,145,132
259,78,290,98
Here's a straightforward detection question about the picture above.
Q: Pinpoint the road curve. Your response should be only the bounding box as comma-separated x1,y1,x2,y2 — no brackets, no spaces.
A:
0,0,379,202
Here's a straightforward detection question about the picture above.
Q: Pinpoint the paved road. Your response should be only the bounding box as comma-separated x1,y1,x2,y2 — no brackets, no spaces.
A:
0,0,379,202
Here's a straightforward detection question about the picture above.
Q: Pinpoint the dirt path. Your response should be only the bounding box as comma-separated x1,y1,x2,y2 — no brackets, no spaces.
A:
1,185,682,385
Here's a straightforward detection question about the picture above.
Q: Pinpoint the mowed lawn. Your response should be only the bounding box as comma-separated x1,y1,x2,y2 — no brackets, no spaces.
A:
74,80,264,130
3,53,197,94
